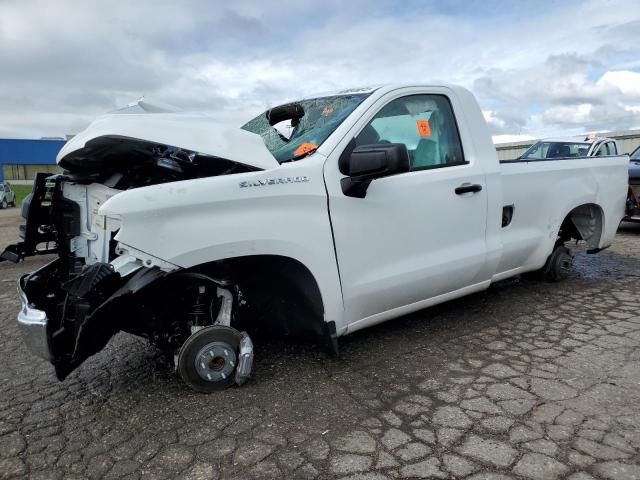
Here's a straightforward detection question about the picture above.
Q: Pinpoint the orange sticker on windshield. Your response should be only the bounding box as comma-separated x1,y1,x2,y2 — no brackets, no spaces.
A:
294,142,318,157
416,120,431,137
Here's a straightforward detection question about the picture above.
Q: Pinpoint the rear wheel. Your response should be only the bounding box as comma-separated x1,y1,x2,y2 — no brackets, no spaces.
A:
177,325,242,392
526,244,573,282
543,245,573,281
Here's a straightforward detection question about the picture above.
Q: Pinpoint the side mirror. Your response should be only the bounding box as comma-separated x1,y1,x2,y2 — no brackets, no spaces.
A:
339,141,410,198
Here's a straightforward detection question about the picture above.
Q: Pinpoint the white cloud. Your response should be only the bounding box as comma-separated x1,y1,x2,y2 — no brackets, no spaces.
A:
0,0,639,138
483,111,506,129
543,104,594,125
597,70,640,98
493,134,536,144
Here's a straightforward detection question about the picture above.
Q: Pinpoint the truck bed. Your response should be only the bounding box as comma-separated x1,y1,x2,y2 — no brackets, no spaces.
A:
494,155,628,278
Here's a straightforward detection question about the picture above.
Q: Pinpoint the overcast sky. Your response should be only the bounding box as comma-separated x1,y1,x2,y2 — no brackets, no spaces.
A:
1,0,639,143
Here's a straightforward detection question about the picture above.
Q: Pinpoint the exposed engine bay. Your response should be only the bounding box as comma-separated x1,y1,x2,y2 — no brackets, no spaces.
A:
3,136,258,265
59,136,257,189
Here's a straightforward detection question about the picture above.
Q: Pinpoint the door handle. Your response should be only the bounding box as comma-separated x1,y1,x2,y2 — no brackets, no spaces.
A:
455,183,482,195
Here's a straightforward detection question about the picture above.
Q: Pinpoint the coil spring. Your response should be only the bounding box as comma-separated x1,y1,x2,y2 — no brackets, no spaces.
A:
188,285,208,326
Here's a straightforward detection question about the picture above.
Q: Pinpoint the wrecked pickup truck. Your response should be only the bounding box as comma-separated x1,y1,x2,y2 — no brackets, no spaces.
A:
2,84,629,392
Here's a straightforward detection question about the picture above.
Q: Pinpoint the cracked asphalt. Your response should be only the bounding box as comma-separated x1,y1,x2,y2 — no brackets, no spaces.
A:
2,205,640,480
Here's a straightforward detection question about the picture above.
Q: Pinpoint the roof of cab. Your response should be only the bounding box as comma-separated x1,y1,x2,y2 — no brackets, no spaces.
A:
288,83,464,103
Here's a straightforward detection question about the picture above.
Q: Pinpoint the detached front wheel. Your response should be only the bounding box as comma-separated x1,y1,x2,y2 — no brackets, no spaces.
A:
177,325,253,393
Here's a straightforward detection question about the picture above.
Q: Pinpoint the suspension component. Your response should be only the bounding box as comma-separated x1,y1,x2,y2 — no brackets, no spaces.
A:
176,282,253,392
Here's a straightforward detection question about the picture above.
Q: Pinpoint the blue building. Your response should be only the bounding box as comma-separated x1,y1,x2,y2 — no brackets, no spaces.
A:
0,138,66,183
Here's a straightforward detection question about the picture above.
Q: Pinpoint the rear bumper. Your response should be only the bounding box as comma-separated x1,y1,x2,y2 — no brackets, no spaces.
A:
16,277,52,361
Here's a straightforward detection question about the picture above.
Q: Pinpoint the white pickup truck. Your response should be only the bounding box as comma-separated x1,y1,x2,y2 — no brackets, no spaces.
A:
517,135,619,160
3,84,628,392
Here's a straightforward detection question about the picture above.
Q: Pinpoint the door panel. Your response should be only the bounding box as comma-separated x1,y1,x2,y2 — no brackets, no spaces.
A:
324,92,489,325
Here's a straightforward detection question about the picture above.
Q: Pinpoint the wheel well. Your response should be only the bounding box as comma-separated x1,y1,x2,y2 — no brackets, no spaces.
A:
559,203,604,249
190,255,332,343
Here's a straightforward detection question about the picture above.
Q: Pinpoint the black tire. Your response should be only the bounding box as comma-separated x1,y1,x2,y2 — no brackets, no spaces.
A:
0,199,6,209
541,245,573,282
523,245,573,282
545,245,573,282
177,325,242,393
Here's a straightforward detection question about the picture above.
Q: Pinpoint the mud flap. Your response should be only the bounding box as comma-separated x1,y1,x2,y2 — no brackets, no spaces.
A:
323,320,339,356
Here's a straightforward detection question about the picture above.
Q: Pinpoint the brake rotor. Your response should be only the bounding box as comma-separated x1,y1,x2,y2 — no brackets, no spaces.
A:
177,325,242,392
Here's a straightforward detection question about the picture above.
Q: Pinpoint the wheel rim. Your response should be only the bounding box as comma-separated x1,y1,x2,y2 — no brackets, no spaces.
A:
558,255,572,275
194,341,237,382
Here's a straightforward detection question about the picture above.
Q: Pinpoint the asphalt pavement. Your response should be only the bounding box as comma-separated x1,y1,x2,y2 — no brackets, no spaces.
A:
1,206,640,479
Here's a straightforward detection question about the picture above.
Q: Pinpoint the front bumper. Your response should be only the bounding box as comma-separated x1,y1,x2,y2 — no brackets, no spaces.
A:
16,277,52,361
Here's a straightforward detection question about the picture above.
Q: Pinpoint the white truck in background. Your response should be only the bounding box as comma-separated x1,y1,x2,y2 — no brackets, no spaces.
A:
517,135,619,160
3,84,628,392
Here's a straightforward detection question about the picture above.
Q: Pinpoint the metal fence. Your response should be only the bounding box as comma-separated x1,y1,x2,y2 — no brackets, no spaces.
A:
3,163,62,182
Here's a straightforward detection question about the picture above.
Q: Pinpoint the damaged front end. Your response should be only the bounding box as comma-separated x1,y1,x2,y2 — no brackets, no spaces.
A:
5,127,264,388
19,259,164,379
7,170,171,379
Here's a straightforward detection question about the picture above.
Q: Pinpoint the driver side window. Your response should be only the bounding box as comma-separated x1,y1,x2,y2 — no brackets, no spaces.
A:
355,94,465,170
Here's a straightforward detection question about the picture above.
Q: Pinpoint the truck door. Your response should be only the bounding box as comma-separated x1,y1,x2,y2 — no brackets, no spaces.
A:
324,90,489,328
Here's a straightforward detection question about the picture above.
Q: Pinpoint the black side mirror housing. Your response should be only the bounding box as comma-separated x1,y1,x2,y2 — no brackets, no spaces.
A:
339,140,410,197
266,103,304,126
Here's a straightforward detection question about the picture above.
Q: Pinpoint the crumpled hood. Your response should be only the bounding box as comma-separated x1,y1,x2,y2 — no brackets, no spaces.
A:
57,112,279,170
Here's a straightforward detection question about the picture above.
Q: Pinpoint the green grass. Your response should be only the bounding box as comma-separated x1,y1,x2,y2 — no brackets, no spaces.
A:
11,185,32,206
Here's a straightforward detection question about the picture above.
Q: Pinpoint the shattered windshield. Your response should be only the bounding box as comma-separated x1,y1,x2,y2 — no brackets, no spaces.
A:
242,93,370,163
